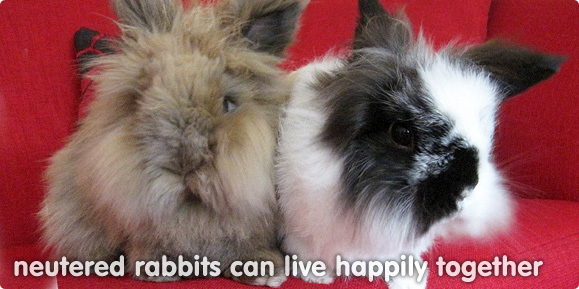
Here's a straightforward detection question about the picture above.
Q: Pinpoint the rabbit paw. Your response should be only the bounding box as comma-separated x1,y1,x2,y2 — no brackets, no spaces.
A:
301,273,335,284
233,274,288,288
134,274,182,282
387,274,427,289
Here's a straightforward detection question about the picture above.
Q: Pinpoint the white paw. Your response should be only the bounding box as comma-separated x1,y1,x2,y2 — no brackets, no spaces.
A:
387,274,427,289
237,274,288,288
301,273,334,284
264,274,288,288
134,274,182,282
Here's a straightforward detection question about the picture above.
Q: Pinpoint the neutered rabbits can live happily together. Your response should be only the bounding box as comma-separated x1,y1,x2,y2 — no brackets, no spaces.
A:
40,0,305,286
276,0,564,288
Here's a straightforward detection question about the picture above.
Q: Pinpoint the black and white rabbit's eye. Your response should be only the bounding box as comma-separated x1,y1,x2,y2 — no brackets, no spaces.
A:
389,122,414,150
223,95,237,113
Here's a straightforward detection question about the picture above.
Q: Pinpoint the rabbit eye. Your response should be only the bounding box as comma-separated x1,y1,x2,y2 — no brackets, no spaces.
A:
223,95,237,113
389,122,414,150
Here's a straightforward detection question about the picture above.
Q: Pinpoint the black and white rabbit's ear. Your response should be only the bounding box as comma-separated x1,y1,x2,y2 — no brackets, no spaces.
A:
111,0,181,33
464,40,566,100
222,0,308,56
353,0,412,53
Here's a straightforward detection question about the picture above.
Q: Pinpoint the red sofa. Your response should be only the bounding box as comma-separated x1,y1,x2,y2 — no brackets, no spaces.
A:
1,0,577,288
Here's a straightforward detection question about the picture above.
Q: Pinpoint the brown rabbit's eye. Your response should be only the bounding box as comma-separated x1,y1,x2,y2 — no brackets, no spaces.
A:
389,122,414,150
223,95,237,113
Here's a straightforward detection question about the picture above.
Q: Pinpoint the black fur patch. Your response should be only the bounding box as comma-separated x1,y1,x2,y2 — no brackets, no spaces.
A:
415,145,479,234
318,51,460,230
320,53,429,154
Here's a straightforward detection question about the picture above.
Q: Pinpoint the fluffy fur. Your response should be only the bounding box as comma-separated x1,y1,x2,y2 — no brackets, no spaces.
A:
39,0,306,286
276,0,564,288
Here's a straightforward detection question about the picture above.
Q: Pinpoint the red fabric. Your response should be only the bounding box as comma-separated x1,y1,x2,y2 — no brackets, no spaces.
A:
0,245,54,289
489,0,579,202
425,199,579,288
283,0,492,70
0,0,119,248
1,0,577,288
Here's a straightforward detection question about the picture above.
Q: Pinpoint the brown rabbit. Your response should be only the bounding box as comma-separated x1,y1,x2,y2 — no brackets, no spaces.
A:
39,0,306,286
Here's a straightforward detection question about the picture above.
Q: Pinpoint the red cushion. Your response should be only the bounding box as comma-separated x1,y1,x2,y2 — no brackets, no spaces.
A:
425,199,579,288
0,0,119,248
0,245,54,289
489,0,579,202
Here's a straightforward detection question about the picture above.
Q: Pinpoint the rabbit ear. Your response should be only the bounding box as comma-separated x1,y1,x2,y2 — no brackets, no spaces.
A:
353,0,411,53
224,0,308,56
464,40,565,100
111,0,180,33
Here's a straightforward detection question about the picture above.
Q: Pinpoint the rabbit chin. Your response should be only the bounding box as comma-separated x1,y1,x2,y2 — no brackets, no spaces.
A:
277,56,513,273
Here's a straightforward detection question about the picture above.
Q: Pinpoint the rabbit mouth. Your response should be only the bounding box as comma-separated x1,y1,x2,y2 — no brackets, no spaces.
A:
157,154,211,178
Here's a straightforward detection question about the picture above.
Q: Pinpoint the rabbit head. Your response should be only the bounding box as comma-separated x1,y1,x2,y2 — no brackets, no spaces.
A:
86,0,306,214
320,0,564,239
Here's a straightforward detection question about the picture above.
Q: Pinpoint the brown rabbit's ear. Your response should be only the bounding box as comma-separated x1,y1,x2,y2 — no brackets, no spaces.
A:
111,0,181,33
222,0,308,56
464,40,566,100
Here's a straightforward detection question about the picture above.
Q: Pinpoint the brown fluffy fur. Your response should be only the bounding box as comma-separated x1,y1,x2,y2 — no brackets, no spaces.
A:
39,0,306,286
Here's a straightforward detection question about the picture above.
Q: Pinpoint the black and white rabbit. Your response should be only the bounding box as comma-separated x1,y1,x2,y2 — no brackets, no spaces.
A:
275,0,564,288
40,0,306,286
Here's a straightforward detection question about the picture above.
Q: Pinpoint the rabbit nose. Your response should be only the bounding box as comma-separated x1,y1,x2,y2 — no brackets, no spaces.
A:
415,146,479,234
180,133,210,174
447,147,480,190
179,109,215,174
426,146,479,205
